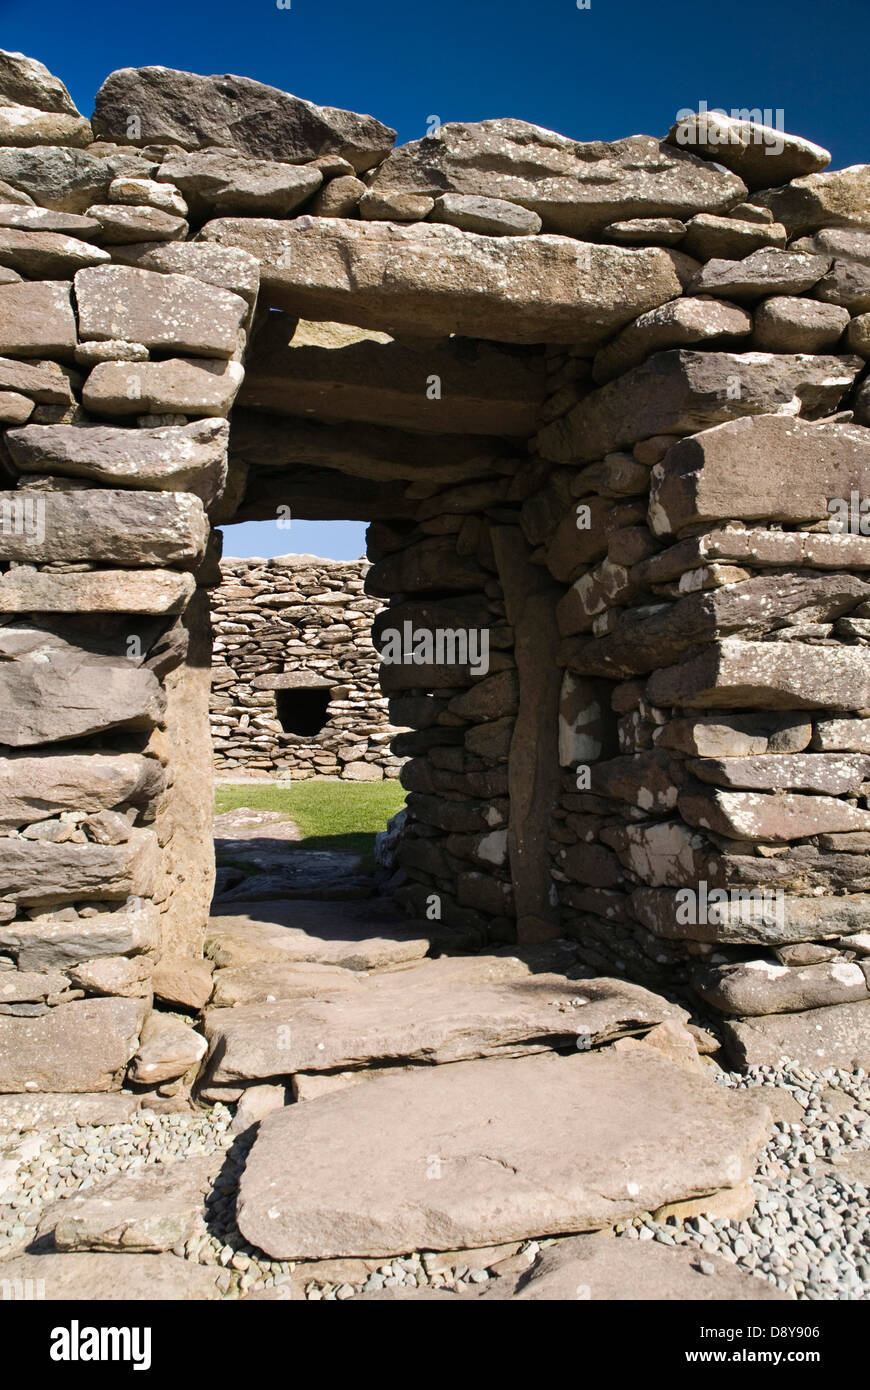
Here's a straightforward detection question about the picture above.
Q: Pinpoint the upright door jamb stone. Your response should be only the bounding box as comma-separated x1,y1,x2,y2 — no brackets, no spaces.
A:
492,526,562,941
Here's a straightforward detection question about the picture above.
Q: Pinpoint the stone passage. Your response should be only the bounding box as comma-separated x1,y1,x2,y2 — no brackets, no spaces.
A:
1,48,870,1298
210,554,402,781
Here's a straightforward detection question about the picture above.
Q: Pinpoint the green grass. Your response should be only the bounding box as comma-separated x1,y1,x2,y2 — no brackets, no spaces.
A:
215,779,407,870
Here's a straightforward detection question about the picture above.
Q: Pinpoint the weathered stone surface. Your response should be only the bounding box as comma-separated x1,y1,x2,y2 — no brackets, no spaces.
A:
239,314,544,435
688,753,870,793
0,146,156,214
5,418,229,506
429,192,542,236
0,1091,140,1133
646,639,870,711
369,123,746,236
0,180,32,207
151,953,213,1009
0,280,76,357
43,1153,219,1252
540,351,858,464
476,1232,787,1300
649,416,870,536
0,902,159,971
722,1001,870,1069
0,226,109,277
0,488,208,567
236,1048,769,1259
681,213,786,260
83,356,244,419
203,957,686,1086
813,718,870,752
0,832,157,907
206,900,430,972
592,299,752,384
0,204,100,236
0,566,195,614
812,258,870,314
93,66,396,172
0,49,80,115
128,1011,207,1084
75,265,246,358
308,174,366,217
0,624,164,746
85,202,187,244
156,149,321,217
604,216,687,245
0,997,146,1092
0,968,68,1003
201,214,683,348
0,390,32,422
690,249,830,301
108,240,259,307
0,1250,223,1299
753,296,850,353
751,165,870,235
695,959,870,1017
0,102,88,147
210,959,364,1007
680,786,870,841
358,189,435,222
631,888,870,946
0,751,163,830
0,355,74,404
667,112,830,188
108,176,188,216
640,527,870,581
68,955,153,998
795,228,870,266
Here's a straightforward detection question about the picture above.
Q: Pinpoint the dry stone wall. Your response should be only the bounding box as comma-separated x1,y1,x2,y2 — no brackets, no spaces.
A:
0,45,869,1090
210,554,402,781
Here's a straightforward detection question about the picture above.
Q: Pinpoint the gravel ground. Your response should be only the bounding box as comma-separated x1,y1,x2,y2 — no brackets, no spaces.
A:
1,1059,868,1300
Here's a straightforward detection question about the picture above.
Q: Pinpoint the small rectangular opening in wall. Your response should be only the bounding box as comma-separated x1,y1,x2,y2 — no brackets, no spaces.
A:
274,685,332,736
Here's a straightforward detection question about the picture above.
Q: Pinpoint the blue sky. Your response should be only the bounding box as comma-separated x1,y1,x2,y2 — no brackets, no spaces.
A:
3,0,867,558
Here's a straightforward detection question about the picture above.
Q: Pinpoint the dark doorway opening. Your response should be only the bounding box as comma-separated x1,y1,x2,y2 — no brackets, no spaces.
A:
275,685,332,737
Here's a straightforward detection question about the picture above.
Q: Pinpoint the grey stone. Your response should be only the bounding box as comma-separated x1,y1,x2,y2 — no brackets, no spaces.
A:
85,203,188,244
0,204,101,236
0,146,156,214
236,1047,770,1259
667,111,830,188
5,418,229,506
0,1091,140,1133
751,165,870,235
0,902,159,971
0,751,163,830
646,639,870,711
679,786,870,841
0,280,76,357
156,148,321,217
200,214,683,348
368,123,746,236
0,227,109,277
0,831,158,907
695,959,870,1017
722,1001,870,1069
812,259,870,313
688,753,870,793
540,350,860,465
0,623,165,746
753,296,850,352
429,193,542,236
631,887,870,946
0,996,146,1092
0,566,195,614
93,67,395,171
592,299,752,384
74,265,247,358
0,488,208,567
206,899,430,972
0,49,80,115
82,357,244,419
689,248,831,301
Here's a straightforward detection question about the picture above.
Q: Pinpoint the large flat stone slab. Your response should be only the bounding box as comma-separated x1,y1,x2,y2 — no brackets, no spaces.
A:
722,1001,870,1070
206,899,431,972
200,214,682,348
0,751,162,830
0,997,146,1093
236,1048,770,1259
0,1250,223,1299
202,957,688,1086
0,1091,141,1133
0,488,208,567
40,1154,220,1252
0,902,159,970
238,314,545,436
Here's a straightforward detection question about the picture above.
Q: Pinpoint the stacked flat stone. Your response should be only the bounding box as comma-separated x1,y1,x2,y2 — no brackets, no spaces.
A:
0,43,869,1090
210,555,402,780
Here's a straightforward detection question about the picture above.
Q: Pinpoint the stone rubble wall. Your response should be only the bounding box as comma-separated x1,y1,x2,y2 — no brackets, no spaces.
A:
0,45,868,1090
210,554,403,781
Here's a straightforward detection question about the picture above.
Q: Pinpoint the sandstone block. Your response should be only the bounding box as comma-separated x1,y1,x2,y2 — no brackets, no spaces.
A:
0,280,76,357
74,265,246,358
0,996,146,1092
